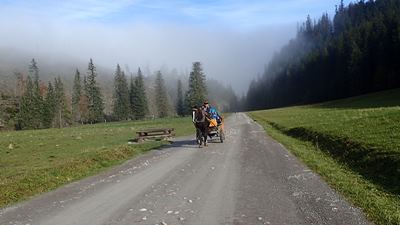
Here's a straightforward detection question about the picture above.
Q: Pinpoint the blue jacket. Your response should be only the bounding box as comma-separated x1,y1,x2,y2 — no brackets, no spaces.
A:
207,107,220,120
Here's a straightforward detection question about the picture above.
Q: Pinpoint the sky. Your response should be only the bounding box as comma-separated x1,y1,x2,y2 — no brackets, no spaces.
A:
0,0,352,94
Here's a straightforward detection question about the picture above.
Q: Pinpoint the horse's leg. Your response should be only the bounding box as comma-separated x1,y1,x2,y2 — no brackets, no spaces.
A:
203,124,208,146
197,127,203,147
196,126,201,145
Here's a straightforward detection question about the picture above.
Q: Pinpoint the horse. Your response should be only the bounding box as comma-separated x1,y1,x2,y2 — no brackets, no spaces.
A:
193,107,209,147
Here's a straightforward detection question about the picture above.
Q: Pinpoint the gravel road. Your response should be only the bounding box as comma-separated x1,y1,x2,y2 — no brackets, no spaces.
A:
0,113,370,225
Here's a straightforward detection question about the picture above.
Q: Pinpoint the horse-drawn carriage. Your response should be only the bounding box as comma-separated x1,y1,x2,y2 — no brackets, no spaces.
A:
207,118,225,143
193,103,225,147
195,117,225,146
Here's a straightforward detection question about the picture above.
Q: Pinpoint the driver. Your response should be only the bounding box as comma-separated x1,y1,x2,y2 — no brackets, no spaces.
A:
203,101,222,125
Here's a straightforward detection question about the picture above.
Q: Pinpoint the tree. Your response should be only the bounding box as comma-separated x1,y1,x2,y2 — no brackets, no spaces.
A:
43,81,56,128
29,58,39,92
186,62,207,108
53,77,71,128
176,79,185,116
245,0,400,110
72,69,82,123
131,68,148,119
129,75,136,119
85,58,104,123
112,64,130,120
17,76,35,129
154,71,169,118
79,75,89,124
29,58,44,128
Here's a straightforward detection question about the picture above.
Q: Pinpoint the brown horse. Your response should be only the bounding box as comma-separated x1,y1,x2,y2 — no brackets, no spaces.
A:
193,107,209,147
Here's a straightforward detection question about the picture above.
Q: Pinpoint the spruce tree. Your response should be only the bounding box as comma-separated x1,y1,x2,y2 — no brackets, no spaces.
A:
29,58,44,128
132,68,148,119
85,58,104,123
29,58,39,92
53,77,71,128
17,76,35,129
154,71,169,118
129,75,137,119
43,81,56,128
72,69,81,123
176,79,185,116
186,62,207,108
112,64,130,120
80,75,89,123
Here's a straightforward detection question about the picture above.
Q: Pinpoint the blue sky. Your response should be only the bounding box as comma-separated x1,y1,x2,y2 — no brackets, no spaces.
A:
0,0,353,93
2,0,352,28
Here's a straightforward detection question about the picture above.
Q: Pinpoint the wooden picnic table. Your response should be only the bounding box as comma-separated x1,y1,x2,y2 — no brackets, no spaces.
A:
135,128,175,142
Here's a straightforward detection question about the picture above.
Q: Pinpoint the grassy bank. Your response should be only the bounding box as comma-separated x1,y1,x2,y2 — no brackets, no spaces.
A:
0,117,194,208
248,89,400,225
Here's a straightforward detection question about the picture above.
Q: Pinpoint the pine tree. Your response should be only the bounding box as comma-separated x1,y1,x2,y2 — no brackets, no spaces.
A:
129,75,136,119
72,69,81,123
17,76,35,129
112,64,130,120
132,68,148,119
80,75,89,123
186,62,207,108
28,58,44,128
85,58,104,123
43,81,56,128
176,79,185,116
53,77,71,128
29,58,39,92
154,71,169,118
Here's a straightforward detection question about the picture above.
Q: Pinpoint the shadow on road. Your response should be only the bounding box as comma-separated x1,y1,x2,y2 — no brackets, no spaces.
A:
162,139,199,149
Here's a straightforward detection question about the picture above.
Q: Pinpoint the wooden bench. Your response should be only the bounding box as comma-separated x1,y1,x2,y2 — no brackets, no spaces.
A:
135,128,175,143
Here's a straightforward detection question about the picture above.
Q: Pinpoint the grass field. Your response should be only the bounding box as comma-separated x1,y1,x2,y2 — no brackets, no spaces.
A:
0,117,194,208
248,89,400,225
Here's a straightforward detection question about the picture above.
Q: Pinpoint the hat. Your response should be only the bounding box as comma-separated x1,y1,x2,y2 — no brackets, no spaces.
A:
203,100,209,105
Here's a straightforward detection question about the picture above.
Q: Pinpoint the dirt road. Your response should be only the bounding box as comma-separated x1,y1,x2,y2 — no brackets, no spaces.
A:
0,113,370,225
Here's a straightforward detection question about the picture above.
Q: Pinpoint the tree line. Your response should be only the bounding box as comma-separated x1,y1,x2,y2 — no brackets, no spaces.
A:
2,59,210,130
246,0,400,110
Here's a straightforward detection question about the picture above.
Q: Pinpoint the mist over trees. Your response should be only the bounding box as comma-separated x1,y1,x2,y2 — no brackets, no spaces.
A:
246,0,400,110
0,56,239,130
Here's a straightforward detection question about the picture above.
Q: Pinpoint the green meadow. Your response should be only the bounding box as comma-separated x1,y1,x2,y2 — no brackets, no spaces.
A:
0,117,194,208
248,89,400,225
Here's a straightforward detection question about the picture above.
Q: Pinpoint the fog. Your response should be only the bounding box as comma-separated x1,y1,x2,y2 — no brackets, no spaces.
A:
1,0,337,94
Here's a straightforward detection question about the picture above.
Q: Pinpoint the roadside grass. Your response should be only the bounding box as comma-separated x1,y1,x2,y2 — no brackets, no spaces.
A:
248,89,400,225
0,117,194,208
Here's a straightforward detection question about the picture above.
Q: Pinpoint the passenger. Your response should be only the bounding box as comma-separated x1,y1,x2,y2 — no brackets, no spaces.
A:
203,101,222,125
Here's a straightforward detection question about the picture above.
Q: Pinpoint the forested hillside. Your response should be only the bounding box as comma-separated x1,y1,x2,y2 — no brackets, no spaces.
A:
0,59,238,130
246,0,400,110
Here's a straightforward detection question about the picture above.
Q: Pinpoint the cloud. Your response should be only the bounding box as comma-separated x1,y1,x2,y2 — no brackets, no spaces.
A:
0,0,350,93
0,20,295,94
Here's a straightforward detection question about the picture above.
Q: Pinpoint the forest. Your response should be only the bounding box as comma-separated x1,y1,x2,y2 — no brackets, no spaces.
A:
0,59,238,130
246,0,400,110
